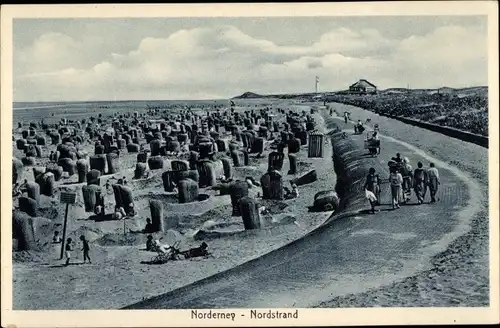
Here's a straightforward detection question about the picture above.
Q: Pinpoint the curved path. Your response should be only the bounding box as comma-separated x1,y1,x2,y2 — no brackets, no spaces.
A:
125,104,486,309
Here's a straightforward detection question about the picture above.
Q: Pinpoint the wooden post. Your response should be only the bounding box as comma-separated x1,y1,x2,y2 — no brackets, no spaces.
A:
59,191,77,260
59,203,70,260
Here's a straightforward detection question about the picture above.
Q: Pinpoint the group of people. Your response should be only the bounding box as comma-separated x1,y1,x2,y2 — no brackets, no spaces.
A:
364,152,441,213
53,233,91,266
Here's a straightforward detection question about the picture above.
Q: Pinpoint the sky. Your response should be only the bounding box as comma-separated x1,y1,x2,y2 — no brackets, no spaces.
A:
13,16,488,102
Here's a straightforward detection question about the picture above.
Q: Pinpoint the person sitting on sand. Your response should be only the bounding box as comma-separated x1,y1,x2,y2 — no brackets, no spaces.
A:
285,184,299,199
181,242,210,259
144,218,154,233
12,182,21,197
52,231,62,244
126,202,136,216
105,180,111,191
246,178,256,189
154,239,170,253
19,179,28,192
94,203,104,217
113,206,126,220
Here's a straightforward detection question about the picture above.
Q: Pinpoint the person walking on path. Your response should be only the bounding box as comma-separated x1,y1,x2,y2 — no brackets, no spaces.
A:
389,167,404,209
427,162,440,203
80,235,92,264
364,167,381,207
371,132,381,155
392,153,403,164
413,162,428,204
401,157,413,203
65,238,73,266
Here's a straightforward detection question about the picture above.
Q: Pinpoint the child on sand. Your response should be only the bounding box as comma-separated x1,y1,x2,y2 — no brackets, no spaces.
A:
52,231,62,244
65,238,73,266
80,235,91,264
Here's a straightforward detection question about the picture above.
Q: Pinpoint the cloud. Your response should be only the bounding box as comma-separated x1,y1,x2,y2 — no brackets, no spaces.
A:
14,24,487,101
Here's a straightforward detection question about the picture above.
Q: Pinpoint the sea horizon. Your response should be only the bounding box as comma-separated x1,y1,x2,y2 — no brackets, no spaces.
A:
12,84,488,109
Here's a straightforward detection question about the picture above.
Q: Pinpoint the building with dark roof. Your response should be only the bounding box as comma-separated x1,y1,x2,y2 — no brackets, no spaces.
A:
349,79,377,94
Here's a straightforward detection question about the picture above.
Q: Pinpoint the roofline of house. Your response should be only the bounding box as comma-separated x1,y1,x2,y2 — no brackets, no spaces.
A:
349,79,377,88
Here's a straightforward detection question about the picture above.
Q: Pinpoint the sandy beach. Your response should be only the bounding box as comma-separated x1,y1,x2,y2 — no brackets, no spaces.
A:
12,99,339,310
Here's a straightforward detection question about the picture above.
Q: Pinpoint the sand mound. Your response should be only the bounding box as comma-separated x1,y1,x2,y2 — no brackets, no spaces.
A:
201,220,241,231
193,229,242,241
68,226,103,242
37,206,60,221
233,167,262,180
175,204,233,231
96,232,148,247
13,251,47,264
258,200,289,214
96,229,183,247
296,160,313,173
131,173,163,191
136,192,178,203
